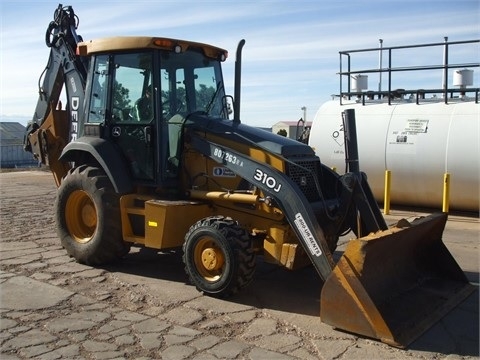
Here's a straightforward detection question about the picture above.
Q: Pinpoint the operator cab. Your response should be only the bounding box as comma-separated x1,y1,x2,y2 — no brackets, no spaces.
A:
82,37,229,186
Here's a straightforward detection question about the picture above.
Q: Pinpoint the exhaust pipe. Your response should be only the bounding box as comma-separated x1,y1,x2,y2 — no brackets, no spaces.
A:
233,39,245,124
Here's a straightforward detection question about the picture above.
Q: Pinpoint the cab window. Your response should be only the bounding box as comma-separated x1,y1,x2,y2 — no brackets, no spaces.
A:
111,52,154,123
87,55,108,123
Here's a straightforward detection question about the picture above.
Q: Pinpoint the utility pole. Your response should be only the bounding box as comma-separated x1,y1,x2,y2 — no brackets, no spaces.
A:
378,39,383,93
301,106,307,122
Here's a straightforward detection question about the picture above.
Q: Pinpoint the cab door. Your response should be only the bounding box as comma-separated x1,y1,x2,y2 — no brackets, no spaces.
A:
108,52,156,182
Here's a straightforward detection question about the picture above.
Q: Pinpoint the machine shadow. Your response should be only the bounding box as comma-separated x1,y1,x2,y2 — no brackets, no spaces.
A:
102,246,322,317
103,246,479,356
102,247,188,284
408,286,479,356
464,271,480,284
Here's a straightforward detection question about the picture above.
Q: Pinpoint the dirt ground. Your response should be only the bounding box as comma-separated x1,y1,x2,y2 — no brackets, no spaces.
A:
1,170,478,359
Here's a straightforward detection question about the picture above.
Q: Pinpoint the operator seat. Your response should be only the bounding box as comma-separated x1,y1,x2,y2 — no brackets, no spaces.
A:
167,114,186,172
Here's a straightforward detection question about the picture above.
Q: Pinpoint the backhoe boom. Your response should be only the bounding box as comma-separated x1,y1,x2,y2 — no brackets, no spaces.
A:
25,4,87,157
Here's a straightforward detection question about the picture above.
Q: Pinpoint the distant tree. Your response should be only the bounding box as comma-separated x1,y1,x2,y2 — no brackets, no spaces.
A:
277,129,287,137
196,84,215,110
113,81,131,108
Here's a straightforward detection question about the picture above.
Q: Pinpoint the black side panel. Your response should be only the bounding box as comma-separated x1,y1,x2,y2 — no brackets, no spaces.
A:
59,136,133,194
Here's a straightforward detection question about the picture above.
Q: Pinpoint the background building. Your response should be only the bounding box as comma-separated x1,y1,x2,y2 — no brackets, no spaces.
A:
0,122,38,168
271,120,312,141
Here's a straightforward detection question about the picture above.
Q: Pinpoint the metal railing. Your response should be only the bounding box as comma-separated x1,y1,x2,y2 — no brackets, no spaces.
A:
338,38,480,105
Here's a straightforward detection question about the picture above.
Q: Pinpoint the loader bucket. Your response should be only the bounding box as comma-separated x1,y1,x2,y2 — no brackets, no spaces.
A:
320,212,475,348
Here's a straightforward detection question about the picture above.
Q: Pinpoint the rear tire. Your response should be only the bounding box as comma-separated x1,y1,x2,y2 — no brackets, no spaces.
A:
183,216,255,298
55,165,129,265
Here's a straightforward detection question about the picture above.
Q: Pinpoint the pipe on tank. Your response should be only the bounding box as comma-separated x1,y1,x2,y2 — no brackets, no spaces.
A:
342,109,360,174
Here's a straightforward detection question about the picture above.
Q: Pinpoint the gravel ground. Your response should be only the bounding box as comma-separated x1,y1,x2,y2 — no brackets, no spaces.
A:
1,170,478,359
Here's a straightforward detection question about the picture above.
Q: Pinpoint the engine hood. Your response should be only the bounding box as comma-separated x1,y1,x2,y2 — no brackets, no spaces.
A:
185,113,315,158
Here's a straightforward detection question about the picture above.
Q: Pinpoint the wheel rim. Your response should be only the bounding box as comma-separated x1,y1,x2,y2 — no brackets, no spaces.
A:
65,190,97,243
194,237,225,282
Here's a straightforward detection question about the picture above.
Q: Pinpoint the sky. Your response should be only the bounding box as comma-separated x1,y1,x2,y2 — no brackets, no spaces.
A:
0,0,479,127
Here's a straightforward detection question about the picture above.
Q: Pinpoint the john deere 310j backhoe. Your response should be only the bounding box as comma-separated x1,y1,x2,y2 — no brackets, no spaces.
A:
24,4,475,348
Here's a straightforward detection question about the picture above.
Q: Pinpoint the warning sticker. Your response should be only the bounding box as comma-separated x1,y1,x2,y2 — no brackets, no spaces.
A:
404,119,429,134
388,118,428,150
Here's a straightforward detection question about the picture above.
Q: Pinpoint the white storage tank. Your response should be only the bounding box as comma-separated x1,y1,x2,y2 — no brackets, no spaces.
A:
310,38,480,212
309,99,479,212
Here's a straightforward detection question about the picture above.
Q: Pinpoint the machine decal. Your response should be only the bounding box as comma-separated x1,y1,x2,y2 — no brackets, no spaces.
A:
253,169,282,193
112,126,121,137
70,96,79,141
213,167,236,177
70,77,78,93
213,147,244,167
293,213,322,256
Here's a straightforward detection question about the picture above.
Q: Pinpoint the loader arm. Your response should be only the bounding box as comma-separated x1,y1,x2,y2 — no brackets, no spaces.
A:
188,128,475,348
188,132,336,281
339,108,388,235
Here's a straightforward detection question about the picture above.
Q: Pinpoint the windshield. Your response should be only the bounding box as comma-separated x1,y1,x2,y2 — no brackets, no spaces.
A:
160,48,228,119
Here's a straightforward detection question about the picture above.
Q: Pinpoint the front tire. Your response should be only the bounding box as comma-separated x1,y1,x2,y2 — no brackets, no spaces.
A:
183,216,255,298
55,165,129,265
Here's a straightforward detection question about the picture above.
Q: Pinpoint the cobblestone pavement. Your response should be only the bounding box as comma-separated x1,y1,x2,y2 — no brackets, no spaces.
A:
1,171,478,359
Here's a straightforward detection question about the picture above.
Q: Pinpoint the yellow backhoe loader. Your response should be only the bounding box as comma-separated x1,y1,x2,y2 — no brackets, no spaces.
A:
24,4,475,348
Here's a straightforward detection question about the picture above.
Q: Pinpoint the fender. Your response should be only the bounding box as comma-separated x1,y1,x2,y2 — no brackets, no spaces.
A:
59,136,133,194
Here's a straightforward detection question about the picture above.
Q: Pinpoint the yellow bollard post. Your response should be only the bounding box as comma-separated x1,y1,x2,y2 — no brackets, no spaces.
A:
443,173,450,213
384,170,391,215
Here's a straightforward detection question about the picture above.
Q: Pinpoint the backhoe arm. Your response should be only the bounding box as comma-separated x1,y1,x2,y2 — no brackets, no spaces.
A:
24,4,88,185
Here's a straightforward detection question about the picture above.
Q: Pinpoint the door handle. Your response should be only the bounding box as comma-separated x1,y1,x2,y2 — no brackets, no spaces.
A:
144,126,152,145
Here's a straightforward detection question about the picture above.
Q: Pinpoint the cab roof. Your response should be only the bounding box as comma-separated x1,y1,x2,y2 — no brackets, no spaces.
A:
77,36,228,60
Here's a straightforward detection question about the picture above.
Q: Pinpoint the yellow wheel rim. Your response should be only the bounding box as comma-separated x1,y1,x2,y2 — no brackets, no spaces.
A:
194,237,225,281
65,190,97,243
